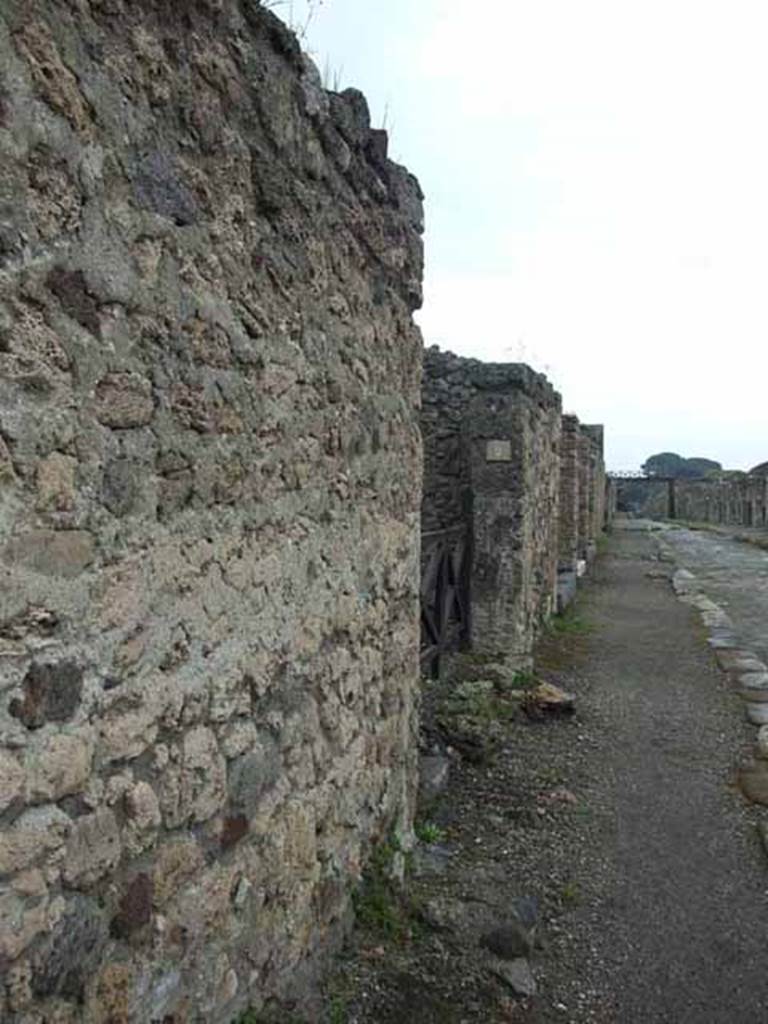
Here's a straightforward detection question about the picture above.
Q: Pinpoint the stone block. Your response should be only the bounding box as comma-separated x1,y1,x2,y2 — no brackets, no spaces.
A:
0,750,25,812
0,806,72,876
62,808,121,888
110,872,153,938
152,839,205,907
123,781,161,856
36,453,77,511
4,531,94,578
13,21,93,134
0,888,65,962
159,727,227,828
27,731,93,802
94,372,154,428
31,894,107,1001
10,661,84,729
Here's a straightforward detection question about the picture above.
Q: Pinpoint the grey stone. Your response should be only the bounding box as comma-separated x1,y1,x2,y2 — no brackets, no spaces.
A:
412,843,453,878
488,955,537,997
707,633,739,649
511,895,539,933
4,530,94,578
102,457,143,516
300,54,329,119
421,895,479,933
62,807,122,888
738,672,768,690
132,149,199,226
745,703,768,726
329,88,371,148
227,737,280,818
480,921,532,959
418,754,450,807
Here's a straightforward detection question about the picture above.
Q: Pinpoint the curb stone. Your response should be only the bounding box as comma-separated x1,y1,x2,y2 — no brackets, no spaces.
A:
659,533,768,804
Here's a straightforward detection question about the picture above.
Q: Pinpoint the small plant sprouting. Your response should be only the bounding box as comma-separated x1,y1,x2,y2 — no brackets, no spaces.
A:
414,820,446,845
560,880,582,906
549,606,593,636
322,56,345,92
510,668,536,689
351,835,420,943
262,0,324,41
572,801,593,822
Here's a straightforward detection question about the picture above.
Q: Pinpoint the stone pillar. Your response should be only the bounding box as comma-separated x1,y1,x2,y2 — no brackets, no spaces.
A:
464,389,560,667
582,425,605,546
557,415,581,609
577,433,590,558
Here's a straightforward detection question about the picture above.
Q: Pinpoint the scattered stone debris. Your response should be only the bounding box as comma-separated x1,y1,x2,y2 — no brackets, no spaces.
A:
488,955,538,997
523,682,576,719
480,920,534,959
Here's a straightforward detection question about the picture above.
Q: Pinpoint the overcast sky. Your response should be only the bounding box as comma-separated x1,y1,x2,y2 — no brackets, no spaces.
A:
290,0,768,471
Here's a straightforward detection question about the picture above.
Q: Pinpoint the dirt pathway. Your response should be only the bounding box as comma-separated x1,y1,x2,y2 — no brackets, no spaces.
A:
321,522,768,1024
572,521,768,1022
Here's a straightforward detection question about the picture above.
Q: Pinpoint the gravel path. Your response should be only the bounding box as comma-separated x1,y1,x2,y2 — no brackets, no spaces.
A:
322,521,768,1023
575,521,768,1022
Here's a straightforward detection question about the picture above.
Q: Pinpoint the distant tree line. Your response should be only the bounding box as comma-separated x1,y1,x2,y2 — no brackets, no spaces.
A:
641,452,722,479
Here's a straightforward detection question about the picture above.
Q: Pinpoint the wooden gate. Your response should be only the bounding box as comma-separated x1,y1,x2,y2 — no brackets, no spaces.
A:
420,524,470,678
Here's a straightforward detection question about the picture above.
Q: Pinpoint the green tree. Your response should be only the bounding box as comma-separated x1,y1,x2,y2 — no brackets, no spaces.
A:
682,457,721,478
641,452,687,477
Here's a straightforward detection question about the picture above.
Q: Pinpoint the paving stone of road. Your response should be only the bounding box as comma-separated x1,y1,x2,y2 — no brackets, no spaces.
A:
659,524,768,665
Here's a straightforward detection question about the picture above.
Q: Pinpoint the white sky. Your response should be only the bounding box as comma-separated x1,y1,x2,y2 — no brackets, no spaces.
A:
289,0,768,471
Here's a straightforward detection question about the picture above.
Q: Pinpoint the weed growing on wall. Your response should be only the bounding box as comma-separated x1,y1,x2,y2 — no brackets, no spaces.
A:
262,0,325,40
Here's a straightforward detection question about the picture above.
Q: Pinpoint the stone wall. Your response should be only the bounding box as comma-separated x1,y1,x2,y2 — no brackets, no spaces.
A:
422,348,563,667
0,4,423,1021
558,415,582,574
555,417,608,610
582,424,608,550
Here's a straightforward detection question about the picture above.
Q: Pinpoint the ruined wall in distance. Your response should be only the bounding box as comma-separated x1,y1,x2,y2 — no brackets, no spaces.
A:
0,3,423,1021
669,475,768,527
631,471,768,527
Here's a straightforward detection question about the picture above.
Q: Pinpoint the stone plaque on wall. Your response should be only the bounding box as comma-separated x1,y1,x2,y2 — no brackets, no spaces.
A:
486,439,512,462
